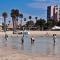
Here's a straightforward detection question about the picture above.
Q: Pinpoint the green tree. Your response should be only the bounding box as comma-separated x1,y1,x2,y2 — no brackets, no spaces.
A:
2,12,8,32
47,19,57,29
35,19,46,30
26,20,34,30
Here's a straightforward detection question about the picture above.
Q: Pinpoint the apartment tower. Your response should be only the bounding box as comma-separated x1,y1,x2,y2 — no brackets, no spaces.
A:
47,5,60,21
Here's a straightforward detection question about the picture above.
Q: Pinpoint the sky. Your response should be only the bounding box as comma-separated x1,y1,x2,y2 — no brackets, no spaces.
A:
0,0,60,24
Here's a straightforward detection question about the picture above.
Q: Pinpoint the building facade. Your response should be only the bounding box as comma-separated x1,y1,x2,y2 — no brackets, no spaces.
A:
47,5,60,21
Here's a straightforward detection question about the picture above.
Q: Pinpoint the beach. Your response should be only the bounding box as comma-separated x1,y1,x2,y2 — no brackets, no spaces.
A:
29,31,60,37
0,47,60,60
0,31,60,60
0,31,60,37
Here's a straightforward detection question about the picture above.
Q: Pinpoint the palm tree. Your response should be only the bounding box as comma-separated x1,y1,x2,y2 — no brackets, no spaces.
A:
29,16,32,30
11,9,20,33
35,17,38,22
24,18,26,29
11,9,17,33
15,9,19,28
24,18,26,21
19,13,23,27
29,16,32,21
2,12,7,32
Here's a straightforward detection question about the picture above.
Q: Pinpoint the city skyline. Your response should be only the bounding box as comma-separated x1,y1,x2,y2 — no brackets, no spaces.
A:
0,0,60,24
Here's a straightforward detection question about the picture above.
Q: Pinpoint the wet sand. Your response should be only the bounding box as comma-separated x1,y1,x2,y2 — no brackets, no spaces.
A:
0,47,60,60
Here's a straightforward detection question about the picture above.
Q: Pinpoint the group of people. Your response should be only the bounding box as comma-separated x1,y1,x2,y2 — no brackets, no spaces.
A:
4,33,56,46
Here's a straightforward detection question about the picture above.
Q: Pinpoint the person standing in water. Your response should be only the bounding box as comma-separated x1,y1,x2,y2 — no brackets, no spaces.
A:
53,34,56,46
31,36,35,44
21,34,24,44
5,34,8,40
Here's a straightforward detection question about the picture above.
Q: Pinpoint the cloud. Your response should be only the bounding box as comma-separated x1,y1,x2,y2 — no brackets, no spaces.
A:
28,0,60,9
27,0,60,19
28,2,48,9
33,0,50,2
33,0,60,2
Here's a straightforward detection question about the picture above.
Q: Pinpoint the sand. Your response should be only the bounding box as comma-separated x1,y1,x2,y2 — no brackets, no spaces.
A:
29,31,60,36
1,31,60,36
0,47,60,60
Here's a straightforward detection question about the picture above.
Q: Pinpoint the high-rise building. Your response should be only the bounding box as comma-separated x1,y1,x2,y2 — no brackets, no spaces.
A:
47,5,60,21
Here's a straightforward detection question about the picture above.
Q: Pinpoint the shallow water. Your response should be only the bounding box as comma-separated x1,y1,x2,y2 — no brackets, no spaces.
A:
0,34,60,56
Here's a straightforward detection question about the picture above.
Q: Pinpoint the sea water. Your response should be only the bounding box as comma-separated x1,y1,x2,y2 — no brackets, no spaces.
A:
0,35,60,56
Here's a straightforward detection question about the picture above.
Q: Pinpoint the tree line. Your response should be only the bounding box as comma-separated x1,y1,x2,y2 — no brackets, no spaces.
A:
2,9,60,33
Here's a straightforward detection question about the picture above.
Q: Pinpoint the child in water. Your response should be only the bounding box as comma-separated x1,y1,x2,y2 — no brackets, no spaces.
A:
31,36,35,44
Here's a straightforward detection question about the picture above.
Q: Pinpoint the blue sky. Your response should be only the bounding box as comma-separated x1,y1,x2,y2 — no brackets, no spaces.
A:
0,0,60,24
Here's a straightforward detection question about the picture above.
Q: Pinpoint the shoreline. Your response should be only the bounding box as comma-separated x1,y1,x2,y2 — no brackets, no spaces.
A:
0,31,60,36
23,31,60,37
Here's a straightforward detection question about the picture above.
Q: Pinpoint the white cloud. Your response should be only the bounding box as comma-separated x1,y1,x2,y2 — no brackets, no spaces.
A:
28,0,60,9
33,0,60,2
27,0,60,19
34,0,45,1
28,2,48,9
28,2,56,10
